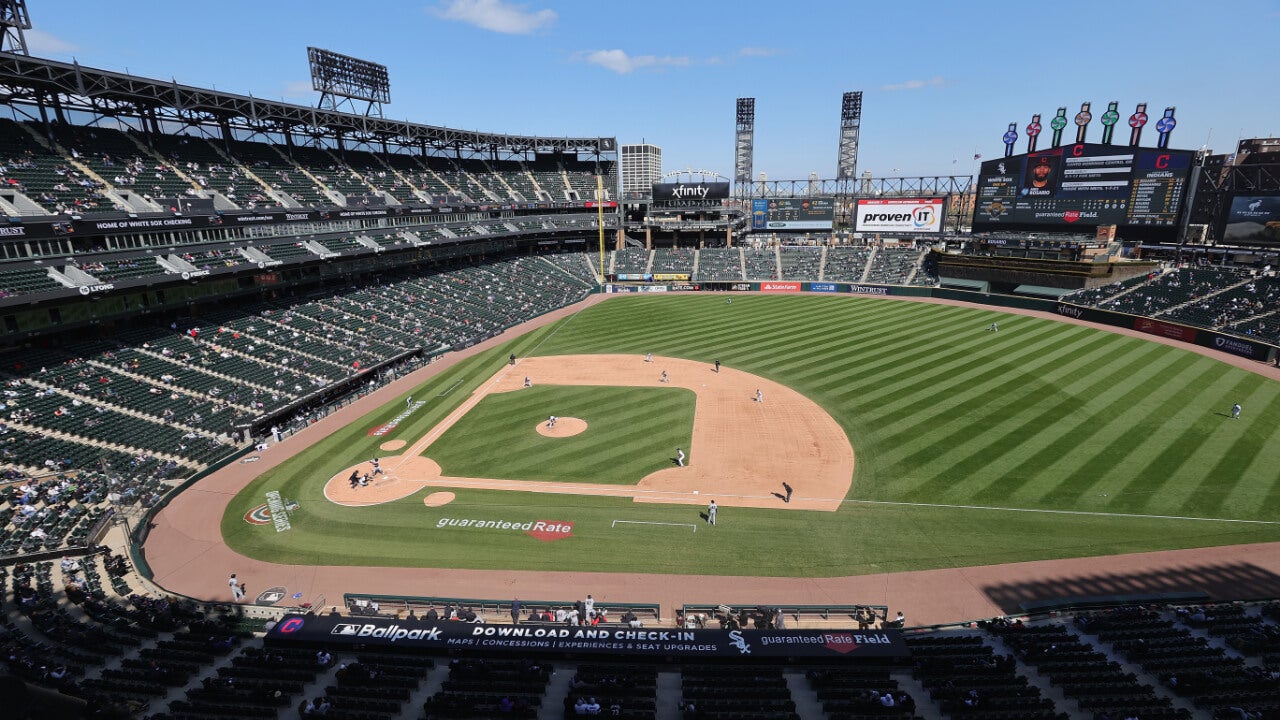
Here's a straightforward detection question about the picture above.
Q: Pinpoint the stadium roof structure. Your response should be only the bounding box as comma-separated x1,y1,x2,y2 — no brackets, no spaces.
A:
0,51,616,157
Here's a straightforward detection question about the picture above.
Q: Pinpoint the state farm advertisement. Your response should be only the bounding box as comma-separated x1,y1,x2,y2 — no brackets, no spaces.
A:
854,198,945,233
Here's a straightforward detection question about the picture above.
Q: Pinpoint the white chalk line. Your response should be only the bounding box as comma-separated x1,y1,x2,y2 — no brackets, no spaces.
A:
436,379,464,397
841,498,1280,525
612,520,697,532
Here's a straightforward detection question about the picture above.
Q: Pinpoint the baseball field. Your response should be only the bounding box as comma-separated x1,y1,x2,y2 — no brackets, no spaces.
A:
214,293,1280,581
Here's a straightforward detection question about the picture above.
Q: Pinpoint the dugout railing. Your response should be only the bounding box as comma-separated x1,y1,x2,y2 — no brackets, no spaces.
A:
679,603,891,628
342,593,662,623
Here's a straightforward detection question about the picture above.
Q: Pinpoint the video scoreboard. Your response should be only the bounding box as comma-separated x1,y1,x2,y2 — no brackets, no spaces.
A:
973,143,1193,229
751,198,835,230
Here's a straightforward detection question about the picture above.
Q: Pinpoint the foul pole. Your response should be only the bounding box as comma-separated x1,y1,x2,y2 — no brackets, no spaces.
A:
597,174,606,283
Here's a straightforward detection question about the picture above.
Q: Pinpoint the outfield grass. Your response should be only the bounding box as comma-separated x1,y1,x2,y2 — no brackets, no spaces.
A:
427,385,696,483
221,294,1280,576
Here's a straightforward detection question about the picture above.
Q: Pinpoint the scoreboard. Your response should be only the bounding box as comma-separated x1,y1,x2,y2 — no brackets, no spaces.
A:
752,198,835,230
973,143,1193,229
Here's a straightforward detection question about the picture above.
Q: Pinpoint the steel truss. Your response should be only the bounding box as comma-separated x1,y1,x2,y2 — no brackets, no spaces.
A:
0,52,614,159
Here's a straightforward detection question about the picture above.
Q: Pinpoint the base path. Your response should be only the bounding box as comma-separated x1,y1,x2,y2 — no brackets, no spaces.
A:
142,292,1280,625
323,355,853,511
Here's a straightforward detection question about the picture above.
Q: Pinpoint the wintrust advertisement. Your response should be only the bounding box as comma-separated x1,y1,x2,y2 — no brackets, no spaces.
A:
855,198,945,233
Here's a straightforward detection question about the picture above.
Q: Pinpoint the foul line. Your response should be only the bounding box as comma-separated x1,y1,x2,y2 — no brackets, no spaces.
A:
842,498,1280,525
612,520,697,532
436,379,464,397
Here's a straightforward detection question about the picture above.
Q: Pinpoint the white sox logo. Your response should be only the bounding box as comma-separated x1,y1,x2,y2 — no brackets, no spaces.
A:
728,630,751,654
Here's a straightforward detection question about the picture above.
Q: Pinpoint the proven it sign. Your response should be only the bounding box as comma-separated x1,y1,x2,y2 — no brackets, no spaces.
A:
855,198,945,233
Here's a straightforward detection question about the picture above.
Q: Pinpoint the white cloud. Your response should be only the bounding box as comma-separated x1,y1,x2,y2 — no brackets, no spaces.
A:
579,49,691,74
282,80,315,98
881,76,945,92
24,29,77,55
738,47,781,57
433,0,556,35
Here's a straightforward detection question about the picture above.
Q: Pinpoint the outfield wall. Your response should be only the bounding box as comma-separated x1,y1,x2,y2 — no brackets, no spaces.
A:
600,282,1280,365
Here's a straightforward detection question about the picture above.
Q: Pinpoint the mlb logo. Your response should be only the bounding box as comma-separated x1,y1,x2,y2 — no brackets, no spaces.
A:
331,624,361,636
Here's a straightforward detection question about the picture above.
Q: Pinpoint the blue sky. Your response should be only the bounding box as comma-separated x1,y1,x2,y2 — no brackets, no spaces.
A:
20,0,1280,181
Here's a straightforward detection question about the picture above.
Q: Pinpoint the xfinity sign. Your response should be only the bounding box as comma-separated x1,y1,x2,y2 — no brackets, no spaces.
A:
652,181,729,204
855,198,945,233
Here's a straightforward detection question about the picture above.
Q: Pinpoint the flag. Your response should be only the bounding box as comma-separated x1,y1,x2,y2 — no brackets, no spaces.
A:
973,153,982,160
292,592,303,599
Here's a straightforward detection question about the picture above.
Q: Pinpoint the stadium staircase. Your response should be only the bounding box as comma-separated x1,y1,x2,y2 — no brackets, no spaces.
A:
774,248,783,280
782,672,828,720
983,628,1083,718
644,250,655,274
128,345,282,397
817,246,828,281
654,671,682,720
1153,274,1255,318
118,132,207,202
3,418,190,468
737,247,747,280
860,247,876,283
691,250,700,279
80,358,255,415
903,249,927,285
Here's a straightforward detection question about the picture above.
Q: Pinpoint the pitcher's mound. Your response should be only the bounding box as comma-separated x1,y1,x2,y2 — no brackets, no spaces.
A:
535,417,587,438
379,439,407,452
423,492,456,507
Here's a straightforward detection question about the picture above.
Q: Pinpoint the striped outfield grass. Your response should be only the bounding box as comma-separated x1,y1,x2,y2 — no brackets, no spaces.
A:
427,385,696,483
222,294,1280,577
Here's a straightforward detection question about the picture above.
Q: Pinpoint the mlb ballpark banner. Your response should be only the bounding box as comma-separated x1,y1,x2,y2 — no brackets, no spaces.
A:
854,198,945,234
651,182,730,203
267,614,908,659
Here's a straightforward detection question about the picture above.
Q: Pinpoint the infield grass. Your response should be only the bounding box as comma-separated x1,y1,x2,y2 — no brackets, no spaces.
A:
428,385,696,483
221,293,1280,576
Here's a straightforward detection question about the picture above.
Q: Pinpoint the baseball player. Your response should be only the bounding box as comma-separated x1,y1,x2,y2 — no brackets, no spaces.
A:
714,359,721,373
755,389,763,403
989,322,999,332
644,352,653,363
1231,403,1242,420
547,415,558,429
370,458,383,476
660,370,669,383
523,376,532,388
676,448,686,467
707,500,717,525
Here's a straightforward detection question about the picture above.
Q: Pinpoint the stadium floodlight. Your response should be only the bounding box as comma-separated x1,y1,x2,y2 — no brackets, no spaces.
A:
835,91,863,181
0,0,32,55
308,47,391,117
734,98,755,195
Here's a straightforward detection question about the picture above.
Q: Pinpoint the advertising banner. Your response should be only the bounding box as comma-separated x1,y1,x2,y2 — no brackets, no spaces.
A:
266,614,909,659
806,282,841,293
1222,195,1280,245
760,281,801,293
1134,317,1198,343
651,182,730,204
1197,332,1270,360
854,198,945,233
752,199,769,230
652,273,691,282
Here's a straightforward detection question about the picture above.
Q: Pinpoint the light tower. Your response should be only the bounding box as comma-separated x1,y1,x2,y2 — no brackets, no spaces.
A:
836,91,863,183
0,0,32,55
734,98,755,198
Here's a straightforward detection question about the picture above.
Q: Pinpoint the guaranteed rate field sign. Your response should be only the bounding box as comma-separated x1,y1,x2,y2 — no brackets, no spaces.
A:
267,613,909,659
